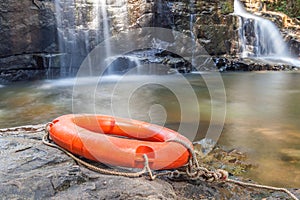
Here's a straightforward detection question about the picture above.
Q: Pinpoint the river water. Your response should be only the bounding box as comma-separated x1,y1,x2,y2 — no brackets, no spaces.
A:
0,72,299,188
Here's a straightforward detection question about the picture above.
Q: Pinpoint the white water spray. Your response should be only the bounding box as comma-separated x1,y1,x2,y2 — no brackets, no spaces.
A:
234,0,289,57
233,0,300,66
100,1,112,59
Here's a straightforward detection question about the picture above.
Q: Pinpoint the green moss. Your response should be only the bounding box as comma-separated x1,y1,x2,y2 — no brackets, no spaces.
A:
221,1,234,15
195,146,255,176
267,0,300,18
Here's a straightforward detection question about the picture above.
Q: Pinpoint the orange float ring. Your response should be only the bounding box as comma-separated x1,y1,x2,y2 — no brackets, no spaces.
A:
48,114,193,170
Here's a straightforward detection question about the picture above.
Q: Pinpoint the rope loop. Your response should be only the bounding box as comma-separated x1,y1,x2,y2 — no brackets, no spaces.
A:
43,125,151,178
170,170,181,178
45,122,53,132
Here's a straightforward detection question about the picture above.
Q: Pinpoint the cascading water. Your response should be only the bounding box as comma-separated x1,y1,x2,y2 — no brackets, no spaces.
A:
234,0,300,66
234,0,289,57
189,7,196,67
54,0,113,77
55,0,76,77
190,13,196,67
100,1,112,59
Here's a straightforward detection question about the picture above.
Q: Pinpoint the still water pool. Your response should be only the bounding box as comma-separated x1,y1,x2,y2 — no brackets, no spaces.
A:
0,72,299,188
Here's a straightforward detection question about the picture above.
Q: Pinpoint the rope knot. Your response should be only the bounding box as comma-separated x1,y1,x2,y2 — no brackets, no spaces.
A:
216,169,229,181
43,127,299,200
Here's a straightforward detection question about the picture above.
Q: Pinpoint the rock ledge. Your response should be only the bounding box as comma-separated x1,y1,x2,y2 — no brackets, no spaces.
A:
1,125,299,199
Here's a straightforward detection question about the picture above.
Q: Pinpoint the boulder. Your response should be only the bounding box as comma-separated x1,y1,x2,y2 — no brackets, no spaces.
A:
0,0,57,57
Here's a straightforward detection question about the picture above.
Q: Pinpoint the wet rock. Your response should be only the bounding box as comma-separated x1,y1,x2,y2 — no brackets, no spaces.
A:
213,57,230,69
121,49,194,74
0,0,58,83
0,53,66,83
0,0,57,57
105,56,139,74
136,13,154,27
1,125,299,199
0,69,45,83
212,57,299,72
0,125,176,199
168,1,239,56
285,31,300,58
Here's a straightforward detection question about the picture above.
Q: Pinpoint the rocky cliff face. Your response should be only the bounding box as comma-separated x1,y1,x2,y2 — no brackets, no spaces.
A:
166,0,238,56
0,0,57,57
0,0,57,82
128,0,239,56
0,0,299,82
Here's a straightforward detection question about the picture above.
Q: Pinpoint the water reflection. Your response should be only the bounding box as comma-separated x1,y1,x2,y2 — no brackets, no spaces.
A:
0,72,299,187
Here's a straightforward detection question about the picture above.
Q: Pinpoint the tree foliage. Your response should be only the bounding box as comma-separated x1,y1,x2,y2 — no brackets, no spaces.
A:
267,0,300,18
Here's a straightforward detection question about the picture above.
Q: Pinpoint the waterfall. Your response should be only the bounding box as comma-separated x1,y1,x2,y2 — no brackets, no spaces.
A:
233,0,300,67
189,13,196,67
55,0,79,77
100,1,112,59
45,54,52,79
186,0,196,68
54,0,112,77
234,0,290,59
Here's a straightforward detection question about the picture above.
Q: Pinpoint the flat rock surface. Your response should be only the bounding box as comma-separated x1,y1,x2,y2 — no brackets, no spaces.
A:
1,125,299,199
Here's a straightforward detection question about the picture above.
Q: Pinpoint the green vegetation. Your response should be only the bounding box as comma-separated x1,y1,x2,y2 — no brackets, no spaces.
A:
267,0,300,18
221,1,234,15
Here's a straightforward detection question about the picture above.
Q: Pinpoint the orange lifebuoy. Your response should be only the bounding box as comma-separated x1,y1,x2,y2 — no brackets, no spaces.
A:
48,114,192,170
